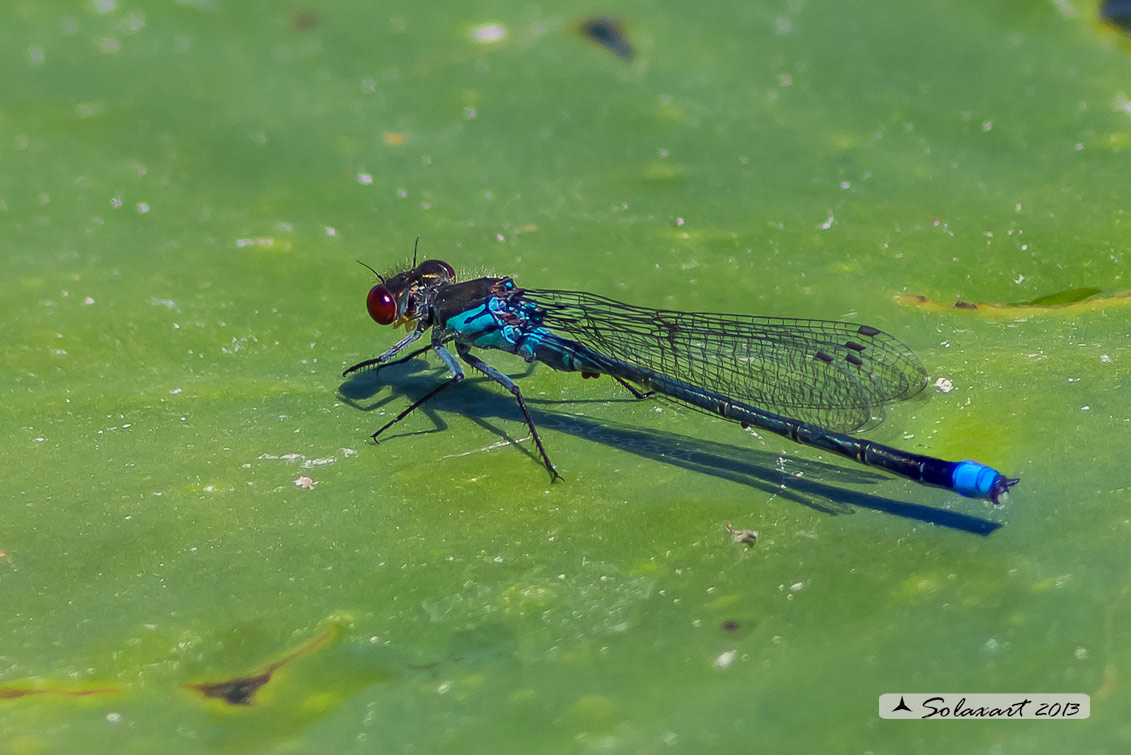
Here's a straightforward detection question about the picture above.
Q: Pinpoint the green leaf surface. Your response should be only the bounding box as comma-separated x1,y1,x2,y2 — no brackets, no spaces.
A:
1015,286,1103,307
3,0,1128,752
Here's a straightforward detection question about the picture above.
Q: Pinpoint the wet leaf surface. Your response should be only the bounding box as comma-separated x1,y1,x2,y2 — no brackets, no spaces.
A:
3,0,1129,752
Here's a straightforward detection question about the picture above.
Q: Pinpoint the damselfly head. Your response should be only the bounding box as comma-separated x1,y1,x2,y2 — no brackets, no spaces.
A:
360,258,457,326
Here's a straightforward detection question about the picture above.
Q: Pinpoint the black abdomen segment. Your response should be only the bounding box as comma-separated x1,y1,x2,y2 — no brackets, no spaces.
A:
584,351,1012,503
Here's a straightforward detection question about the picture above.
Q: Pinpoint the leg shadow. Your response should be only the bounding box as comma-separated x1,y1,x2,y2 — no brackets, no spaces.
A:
338,359,1001,536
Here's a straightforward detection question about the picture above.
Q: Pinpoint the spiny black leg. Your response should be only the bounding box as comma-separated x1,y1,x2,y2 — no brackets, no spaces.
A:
457,346,564,483
342,328,426,377
510,388,564,483
344,345,434,377
370,375,461,441
344,356,382,377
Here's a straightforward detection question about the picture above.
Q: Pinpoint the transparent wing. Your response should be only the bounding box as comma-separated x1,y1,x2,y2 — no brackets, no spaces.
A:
518,288,928,433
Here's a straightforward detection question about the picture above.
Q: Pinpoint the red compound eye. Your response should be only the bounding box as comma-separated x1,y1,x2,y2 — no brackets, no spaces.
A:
366,285,397,325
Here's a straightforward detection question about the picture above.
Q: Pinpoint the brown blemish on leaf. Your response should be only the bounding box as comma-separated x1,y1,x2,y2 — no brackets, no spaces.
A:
184,670,273,706
0,685,117,700
290,10,319,31
181,628,333,706
899,289,1131,316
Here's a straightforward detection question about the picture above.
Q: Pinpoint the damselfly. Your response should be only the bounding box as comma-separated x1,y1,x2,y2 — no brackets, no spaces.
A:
344,257,1018,504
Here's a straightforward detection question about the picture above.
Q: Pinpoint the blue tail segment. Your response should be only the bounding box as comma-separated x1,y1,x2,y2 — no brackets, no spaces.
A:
948,461,1019,504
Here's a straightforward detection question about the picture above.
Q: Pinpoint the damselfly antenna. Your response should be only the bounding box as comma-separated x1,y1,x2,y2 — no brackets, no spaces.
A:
356,260,386,283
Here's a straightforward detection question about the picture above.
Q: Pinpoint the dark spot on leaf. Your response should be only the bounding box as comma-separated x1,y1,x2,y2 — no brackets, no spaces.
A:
1101,0,1131,32
182,628,333,707
291,10,319,31
185,671,272,706
579,17,634,60
721,620,741,632
954,300,978,310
